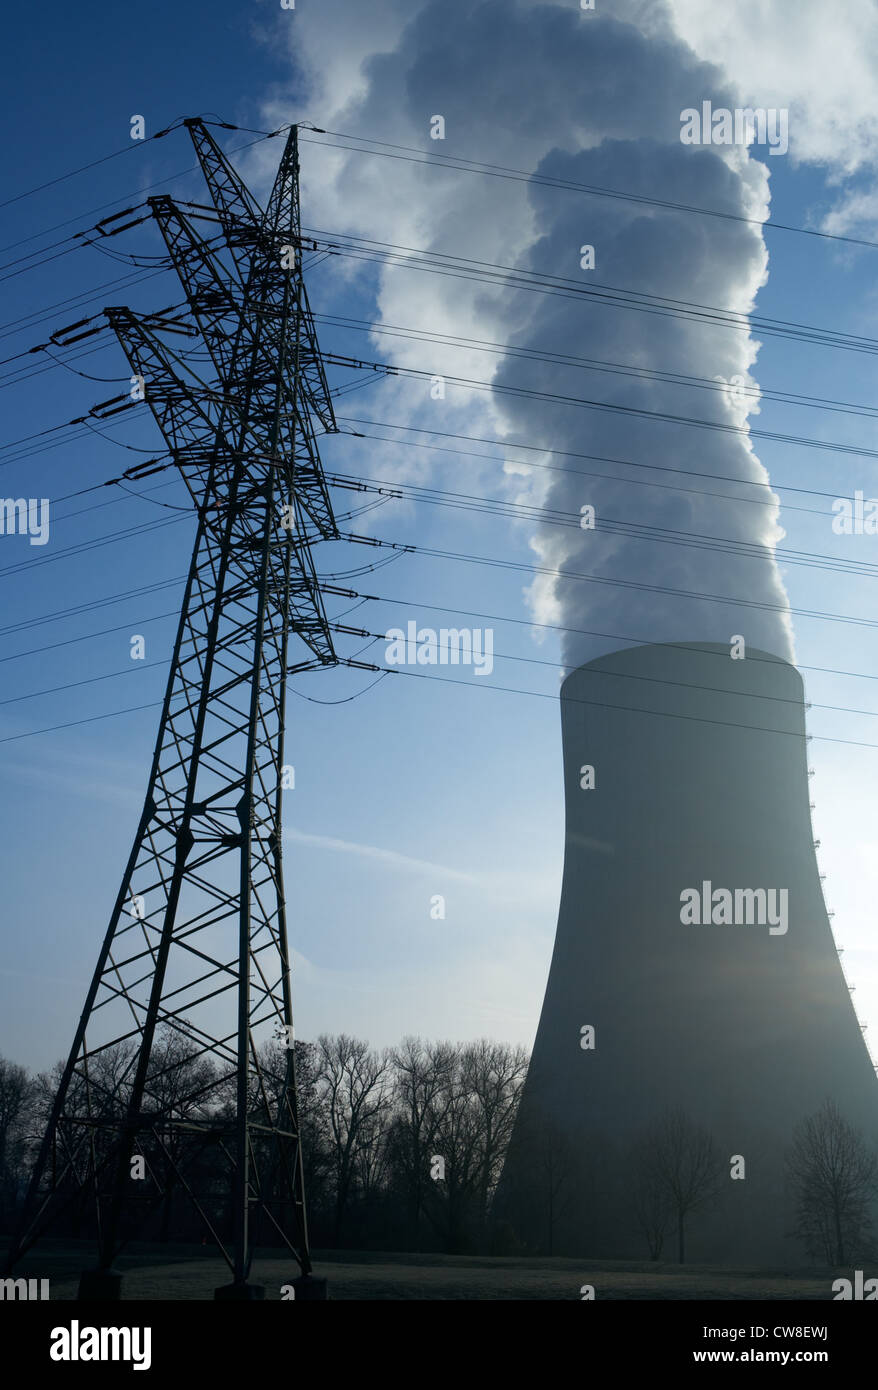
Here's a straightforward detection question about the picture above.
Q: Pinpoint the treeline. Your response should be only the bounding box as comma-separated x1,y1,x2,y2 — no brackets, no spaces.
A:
504,1099,878,1266
2,1041,875,1263
0,1034,529,1254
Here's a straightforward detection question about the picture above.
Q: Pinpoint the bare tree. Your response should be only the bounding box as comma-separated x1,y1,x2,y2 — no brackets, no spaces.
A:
0,1056,32,1228
630,1135,673,1260
533,1117,574,1256
25,1042,140,1239
489,1056,572,1256
31,1041,139,1151
426,1048,483,1251
258,1038,333,1220
462,1040,529,1235
143,1025,218,1241
315,1034,392,1244
786,1099,878,1265
633,1109,723,1263
5,1032,534,1252
145,1025,217,1121
386,1036,455,1247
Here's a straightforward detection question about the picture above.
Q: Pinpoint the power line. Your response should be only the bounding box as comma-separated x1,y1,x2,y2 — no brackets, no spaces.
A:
7,326,878,478
384,664,878,751
5,640,878,751
343,422,831,522
7,596,876,724
362,588,878,688
6,541,878,690
0,658,167,708
360,618,842,710
0,513,188,581
0,609,179,668
301,127,878,254
343,622,878,721
0,116,205,211
330,353,878,463
5,435,878,634
0,128,275,265
0,267,162,346
5,197,874,371
336,415,862,511
0,225,305,351
6,283,878,451
0,575,187,641
315,311,878,426
0,698,163,745
329,469,878,581
8,115,872,260
0,416,144,470
0,340,128,392
3,118,877,747
315,234,878,359
354,534,878,634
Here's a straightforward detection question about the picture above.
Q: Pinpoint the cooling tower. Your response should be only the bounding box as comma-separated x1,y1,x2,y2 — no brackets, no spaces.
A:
499,640,878,1265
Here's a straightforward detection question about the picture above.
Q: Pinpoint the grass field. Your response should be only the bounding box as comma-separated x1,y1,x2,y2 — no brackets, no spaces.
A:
2,1241,837,1299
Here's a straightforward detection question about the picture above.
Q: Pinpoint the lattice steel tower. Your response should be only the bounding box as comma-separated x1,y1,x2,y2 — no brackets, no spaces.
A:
8,119,338,1299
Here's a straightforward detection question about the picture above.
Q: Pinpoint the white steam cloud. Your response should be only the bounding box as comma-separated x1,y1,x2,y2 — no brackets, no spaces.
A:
259,0,795,670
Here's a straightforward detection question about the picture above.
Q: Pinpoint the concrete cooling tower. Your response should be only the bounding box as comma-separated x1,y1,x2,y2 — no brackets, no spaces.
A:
499,640,878,1265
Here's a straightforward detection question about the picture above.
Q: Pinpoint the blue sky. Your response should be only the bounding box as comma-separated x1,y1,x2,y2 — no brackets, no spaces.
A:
2,0,878,1077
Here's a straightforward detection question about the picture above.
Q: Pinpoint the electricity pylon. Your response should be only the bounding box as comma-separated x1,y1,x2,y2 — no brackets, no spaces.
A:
8,119,337,1299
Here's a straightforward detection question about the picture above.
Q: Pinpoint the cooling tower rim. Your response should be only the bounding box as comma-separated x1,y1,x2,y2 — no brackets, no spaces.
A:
560,640,802,700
